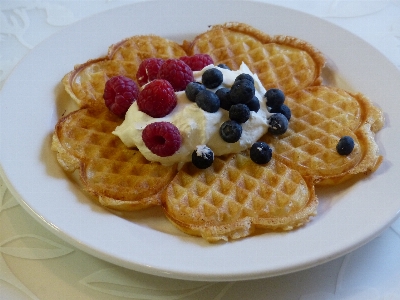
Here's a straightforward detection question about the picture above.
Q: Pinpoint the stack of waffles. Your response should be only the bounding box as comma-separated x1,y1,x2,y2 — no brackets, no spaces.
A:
52,23,384,242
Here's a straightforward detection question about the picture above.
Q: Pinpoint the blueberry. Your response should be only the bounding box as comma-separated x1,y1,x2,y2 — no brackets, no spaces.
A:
235,73,254,84
202,68,223,89
268,113,289,135
230,79,255,104
336,136,355,155
185,82,206,102
270,104,291,121
217,63,231,70
250,142,272,164
192,145,214,169
219,120,242,143
265,88,285,108
229,103,250,123
246,96,260,112
195,90,220,113
215,87,233,111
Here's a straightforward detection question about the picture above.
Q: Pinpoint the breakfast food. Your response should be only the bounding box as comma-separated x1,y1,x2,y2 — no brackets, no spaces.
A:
52,22,383,241
260,86,384,185
52,108,178,210
162,153,317,242
182,22,326,95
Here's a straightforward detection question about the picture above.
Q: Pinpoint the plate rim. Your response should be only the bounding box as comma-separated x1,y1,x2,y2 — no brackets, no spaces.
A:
1,0,400,281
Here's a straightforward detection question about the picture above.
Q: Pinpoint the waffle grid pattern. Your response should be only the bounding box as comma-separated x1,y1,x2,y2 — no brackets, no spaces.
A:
185,26,324,94
55,109,177,207
261,87,365,177
163,154,316,241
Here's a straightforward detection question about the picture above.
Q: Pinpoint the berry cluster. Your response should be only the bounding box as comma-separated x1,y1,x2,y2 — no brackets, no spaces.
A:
103,54,214,158
103,56,292,168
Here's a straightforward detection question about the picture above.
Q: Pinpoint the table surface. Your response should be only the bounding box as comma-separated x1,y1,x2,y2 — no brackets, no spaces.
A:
1,1,400,299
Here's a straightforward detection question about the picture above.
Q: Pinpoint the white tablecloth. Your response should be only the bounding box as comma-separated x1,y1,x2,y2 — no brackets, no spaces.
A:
1,1,400,299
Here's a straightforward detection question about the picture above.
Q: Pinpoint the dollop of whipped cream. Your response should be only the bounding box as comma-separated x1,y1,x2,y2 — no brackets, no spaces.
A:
113,62,273,166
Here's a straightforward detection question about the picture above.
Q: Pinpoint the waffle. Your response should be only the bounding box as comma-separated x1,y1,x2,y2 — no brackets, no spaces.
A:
182,22,326,95
162,153,317,242
54,35,186,210
63,35,187,109
52,24,384,241
52,108,178,210
260,86,384,185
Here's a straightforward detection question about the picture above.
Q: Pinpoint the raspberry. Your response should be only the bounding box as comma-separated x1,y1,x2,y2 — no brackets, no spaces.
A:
103,75,139,118
136,58,164,87
142,122,181,157
137,79,177,118
157,59,194,92
179,54,214,71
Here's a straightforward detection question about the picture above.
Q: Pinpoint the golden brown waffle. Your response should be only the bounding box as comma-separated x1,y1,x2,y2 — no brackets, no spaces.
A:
52,108,177,211
162,153,317,242
52,24,384,242
54,35,185,210
63,35,187,109
182,22,326,95
260,86,384,185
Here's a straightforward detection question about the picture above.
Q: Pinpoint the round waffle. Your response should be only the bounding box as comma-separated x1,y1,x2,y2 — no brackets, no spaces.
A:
260,86,384,184
162,153,317,242
183,22,326,95
51,23,383,241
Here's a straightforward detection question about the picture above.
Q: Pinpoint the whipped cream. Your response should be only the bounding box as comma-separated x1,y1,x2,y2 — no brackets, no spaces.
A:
113,62,273,166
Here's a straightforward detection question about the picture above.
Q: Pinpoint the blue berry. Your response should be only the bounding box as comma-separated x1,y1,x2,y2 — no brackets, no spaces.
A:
202,68,223,89
246,96,260,112
235,73,254,84
229,103,250,123
195,90,220,113
230,79,255,104
265,88,285,108
270,104,291,121
192,145,214,169
217,63,231,70
336,136,355,155
219,120,242,143
216,87,233,111
250,142,272,164
268,113,288,135
185,82,206,102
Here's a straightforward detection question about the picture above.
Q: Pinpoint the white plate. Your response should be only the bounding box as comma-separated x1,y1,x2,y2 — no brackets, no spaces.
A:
1,0,399,282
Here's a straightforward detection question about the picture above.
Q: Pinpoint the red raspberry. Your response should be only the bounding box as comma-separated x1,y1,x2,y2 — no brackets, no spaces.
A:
137,79,177,118
136,58,164,87
157,59,194,91
179,54,214,71
142,122,181,157
103,76,139,118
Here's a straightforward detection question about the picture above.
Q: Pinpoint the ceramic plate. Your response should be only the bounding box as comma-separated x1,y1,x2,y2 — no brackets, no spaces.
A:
1,0,399,281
